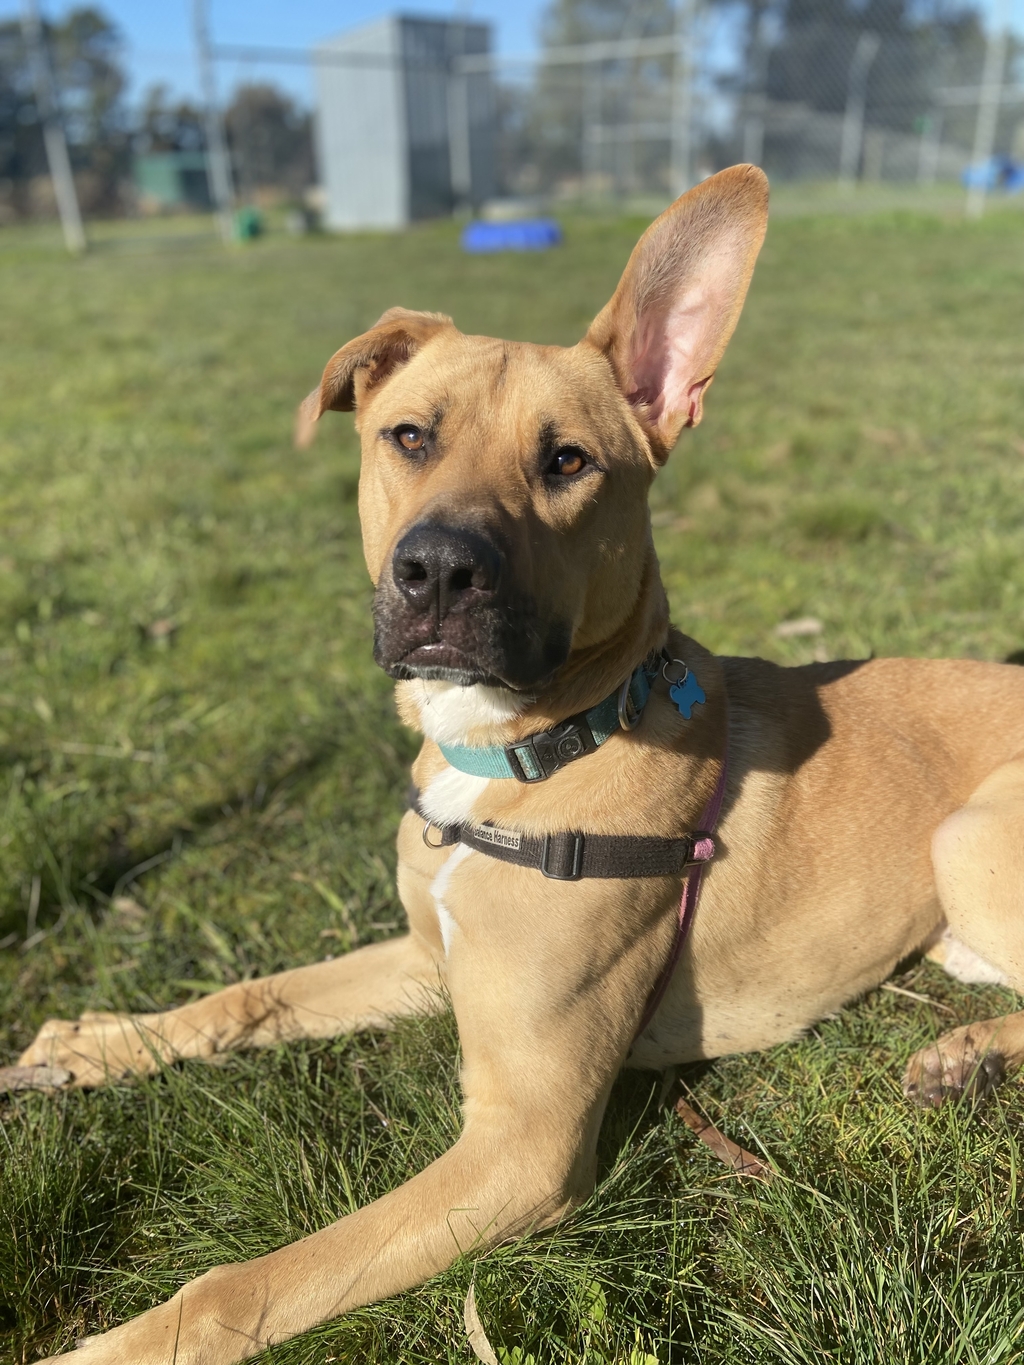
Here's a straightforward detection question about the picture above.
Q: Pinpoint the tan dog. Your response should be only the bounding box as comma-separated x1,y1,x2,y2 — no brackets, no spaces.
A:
23,164,1024,1364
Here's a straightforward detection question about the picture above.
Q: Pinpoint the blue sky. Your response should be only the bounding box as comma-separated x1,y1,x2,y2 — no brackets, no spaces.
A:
2,0,1019,111
6,2,550,107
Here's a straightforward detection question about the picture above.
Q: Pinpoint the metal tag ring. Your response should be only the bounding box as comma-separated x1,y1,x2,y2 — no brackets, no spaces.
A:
662,657,689,686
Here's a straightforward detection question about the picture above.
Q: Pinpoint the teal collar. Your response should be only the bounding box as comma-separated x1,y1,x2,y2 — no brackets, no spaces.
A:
438,658,659,784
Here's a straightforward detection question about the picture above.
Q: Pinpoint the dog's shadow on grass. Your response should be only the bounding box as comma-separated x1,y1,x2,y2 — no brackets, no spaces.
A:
97,738,349,893
0,740,343,943
596,1059,717,1185
2,689,417,946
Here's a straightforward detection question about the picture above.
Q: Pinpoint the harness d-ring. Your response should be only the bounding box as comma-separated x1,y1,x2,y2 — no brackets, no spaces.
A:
422,821,445,849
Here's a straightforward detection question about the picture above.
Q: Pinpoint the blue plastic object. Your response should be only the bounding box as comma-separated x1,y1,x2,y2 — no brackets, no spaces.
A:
961,157,1024,193
461,219,562,253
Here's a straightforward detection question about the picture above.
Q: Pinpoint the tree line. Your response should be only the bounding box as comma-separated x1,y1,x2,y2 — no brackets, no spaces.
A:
0,7,312,222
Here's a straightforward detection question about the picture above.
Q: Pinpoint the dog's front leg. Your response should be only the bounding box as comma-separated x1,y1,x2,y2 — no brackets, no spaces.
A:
18,932,444,1086
20,812,450,1086
47,1107,588,1365
42,862,657,1364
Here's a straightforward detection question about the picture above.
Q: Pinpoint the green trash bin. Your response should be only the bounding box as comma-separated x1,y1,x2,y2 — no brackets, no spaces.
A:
234,207,264,241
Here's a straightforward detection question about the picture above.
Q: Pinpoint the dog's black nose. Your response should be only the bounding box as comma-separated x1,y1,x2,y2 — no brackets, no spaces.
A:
392,523,502,617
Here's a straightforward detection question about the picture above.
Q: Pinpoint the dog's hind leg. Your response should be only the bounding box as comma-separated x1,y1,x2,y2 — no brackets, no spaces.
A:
18,812,449,1087
904,757,1024,1106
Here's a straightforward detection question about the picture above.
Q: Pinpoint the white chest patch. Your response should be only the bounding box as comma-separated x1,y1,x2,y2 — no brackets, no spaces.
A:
429,842,475,957
412,680,527,746
412,680,524,957
420,764,491,827
415,680,524,829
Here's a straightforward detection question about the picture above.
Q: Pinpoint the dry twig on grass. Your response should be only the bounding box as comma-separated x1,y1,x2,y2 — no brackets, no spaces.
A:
675,1094,771,1180
0,1065,72,1093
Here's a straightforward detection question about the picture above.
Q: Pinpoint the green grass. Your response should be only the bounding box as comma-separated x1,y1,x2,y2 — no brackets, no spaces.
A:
2,200,1024,1363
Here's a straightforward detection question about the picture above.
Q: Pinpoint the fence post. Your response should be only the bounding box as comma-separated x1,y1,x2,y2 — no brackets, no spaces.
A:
741,92,766,170
838,31,880,189
20,0,85,254
965,1,1008,221
670,0,697,195
448,22,475,214
582,58,602,193
193,0,235,243
740,1,769,167
448,79,473,212
916,110,943,186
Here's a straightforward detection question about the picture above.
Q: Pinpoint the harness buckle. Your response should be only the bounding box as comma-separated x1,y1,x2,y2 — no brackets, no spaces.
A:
505,713,598,783
540,831,585,880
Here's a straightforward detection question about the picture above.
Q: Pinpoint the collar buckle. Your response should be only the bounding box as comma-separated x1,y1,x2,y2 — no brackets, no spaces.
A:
505,712,598,783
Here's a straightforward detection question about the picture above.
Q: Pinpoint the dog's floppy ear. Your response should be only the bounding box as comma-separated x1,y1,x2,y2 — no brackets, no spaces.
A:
295,307,453,448
584,164,768,462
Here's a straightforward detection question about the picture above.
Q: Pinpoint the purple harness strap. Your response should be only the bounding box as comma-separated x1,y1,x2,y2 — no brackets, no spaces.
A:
634,747,729,1040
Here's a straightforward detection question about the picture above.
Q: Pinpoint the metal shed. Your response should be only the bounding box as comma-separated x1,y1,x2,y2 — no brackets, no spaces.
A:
133,153,212,212
313,14,495,230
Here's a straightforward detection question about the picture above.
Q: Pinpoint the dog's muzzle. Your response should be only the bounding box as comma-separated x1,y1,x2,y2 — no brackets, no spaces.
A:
372,520,569,689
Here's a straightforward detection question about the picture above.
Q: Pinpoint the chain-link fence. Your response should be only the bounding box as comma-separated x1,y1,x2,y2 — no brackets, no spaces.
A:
5,2,1024,242
483,3,1023,202
209,2,1024,231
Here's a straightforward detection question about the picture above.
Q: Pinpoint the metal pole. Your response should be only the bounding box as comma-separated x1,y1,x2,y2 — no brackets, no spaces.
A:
447,27,473,214
838,32,880,189
916,110,943,186
740,1,768,167
670,0,696,196
583,57,604,194
614,78,627,198
223,35,685,71
21,0,85,254
741,91,766,168
446,72,472,211
966,0,1008,221
193,0,235,243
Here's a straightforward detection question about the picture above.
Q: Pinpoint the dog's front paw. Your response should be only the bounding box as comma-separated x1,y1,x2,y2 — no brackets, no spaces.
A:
17,1012,165,1089
903,1028,1005,1108
39,1266,270,1365
34,1334,99,1363
37,1310,182,1364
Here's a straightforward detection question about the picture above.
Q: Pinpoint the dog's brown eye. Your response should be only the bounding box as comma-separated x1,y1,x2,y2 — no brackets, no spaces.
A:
550,446,587,477
395,425,424,452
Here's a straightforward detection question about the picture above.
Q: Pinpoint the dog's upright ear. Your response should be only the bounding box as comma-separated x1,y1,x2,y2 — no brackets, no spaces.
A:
295,307,453,448
584,164,768,462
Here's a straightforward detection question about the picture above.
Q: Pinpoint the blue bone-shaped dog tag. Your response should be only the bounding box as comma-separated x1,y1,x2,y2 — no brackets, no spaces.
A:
669,666,706,720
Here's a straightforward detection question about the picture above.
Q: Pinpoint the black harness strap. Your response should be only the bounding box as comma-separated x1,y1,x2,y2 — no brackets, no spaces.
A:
420,810,705,882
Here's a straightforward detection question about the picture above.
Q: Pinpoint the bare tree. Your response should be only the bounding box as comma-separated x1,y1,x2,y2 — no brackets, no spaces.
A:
224,83,314,200
0,5,127,219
